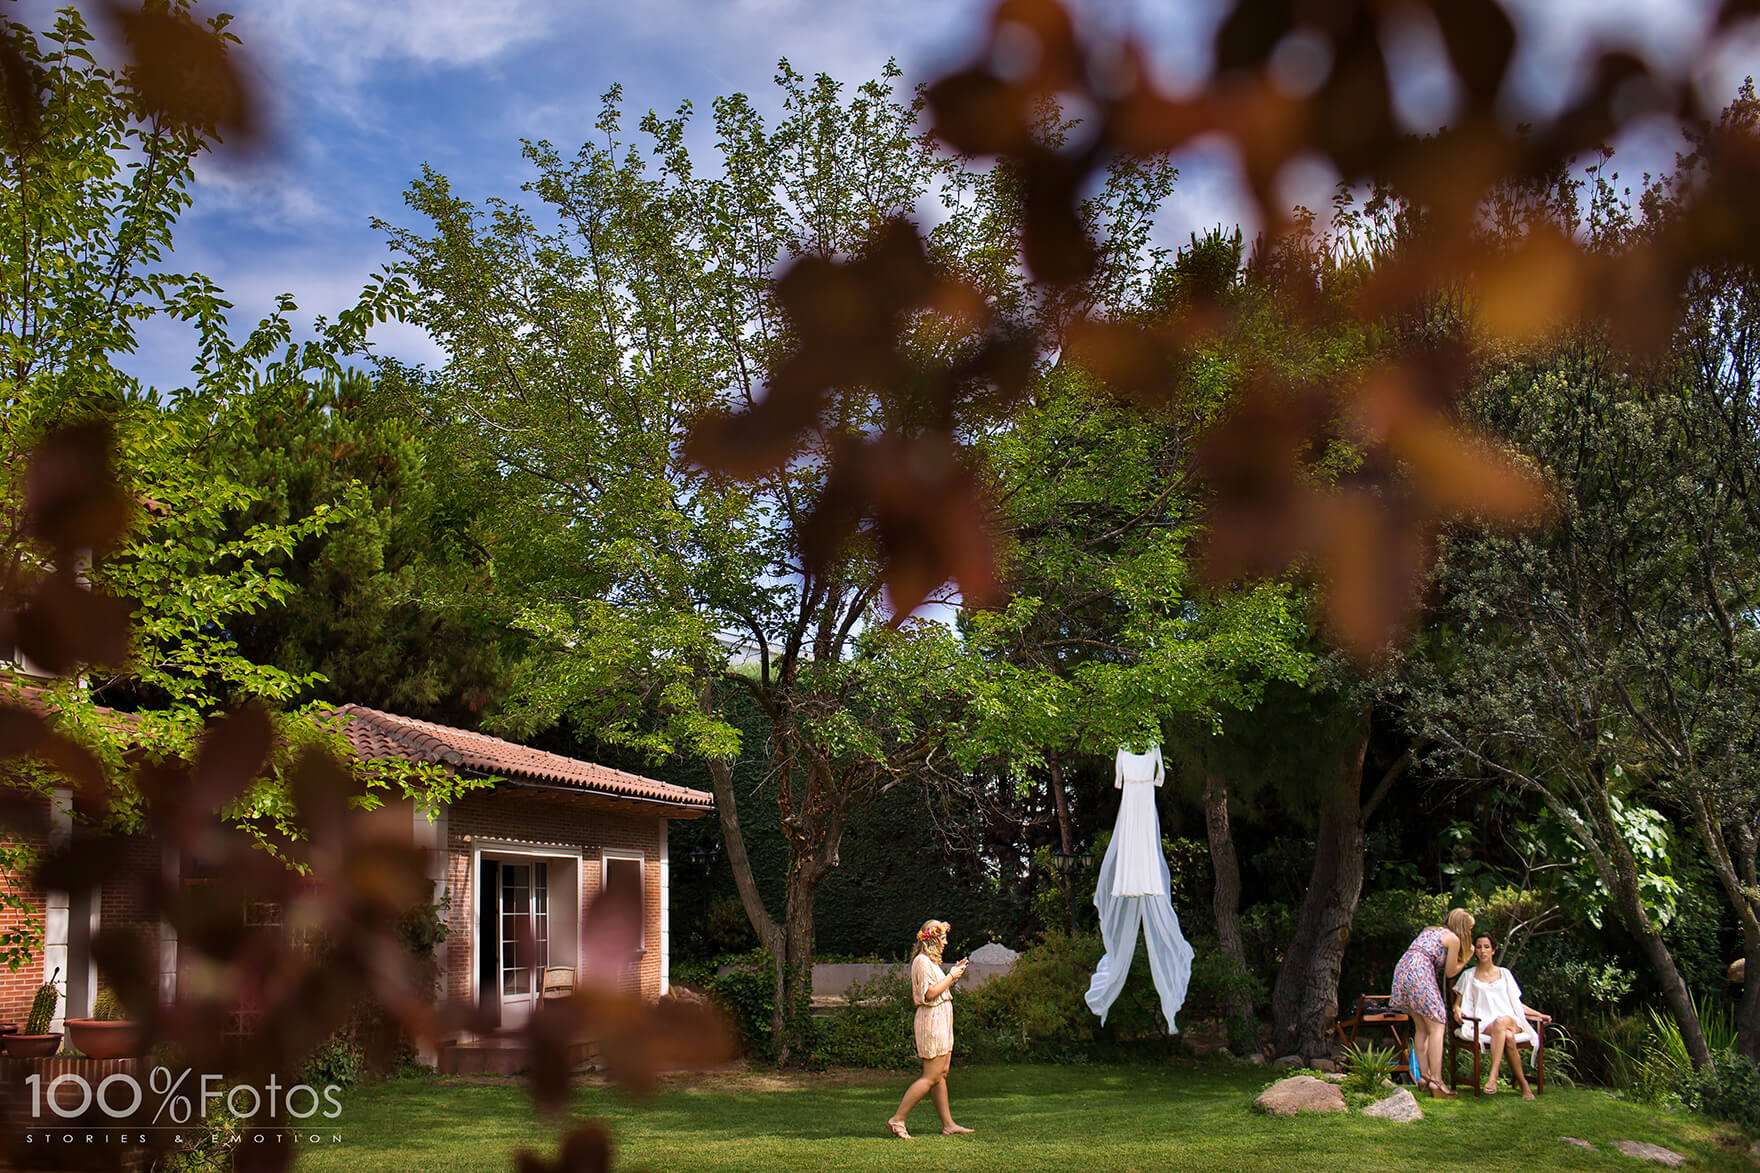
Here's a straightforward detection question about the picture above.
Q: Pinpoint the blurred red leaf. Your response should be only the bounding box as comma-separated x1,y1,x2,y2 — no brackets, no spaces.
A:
104,1,260,144
23,422,132,555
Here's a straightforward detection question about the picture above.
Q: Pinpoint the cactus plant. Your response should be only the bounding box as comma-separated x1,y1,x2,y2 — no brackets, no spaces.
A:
92,988,123,1022
24,967,59,1035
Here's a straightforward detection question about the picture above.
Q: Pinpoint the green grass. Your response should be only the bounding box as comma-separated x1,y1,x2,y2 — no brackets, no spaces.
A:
290,1064,1755,1172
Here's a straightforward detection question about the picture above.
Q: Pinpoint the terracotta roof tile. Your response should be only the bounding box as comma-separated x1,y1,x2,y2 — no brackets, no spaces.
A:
331,704,713,814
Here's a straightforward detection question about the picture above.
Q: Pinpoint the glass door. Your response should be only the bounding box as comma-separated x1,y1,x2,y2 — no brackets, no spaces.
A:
499,861,549,1020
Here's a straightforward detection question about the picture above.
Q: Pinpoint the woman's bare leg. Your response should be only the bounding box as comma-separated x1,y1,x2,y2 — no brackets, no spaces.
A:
891,1055,950,1134
1410,1015,1435,1085
1505,1035,1533,1098
930,1064,967,1132
1484,1018,1513,1090
1415,1007,1443,1084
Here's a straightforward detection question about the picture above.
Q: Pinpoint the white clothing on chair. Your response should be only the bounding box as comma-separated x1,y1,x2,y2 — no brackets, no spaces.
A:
1453,967,1539,1049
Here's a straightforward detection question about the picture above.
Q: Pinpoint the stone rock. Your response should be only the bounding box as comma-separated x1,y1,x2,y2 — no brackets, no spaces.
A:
1325,1073,1346,1084
1255,1075,1347,1117
1273,1054,1304,1069
1559,1138,1596,1152
1247,1053,1267,1066
1612,1141,1685,1167
1311,1058,1338,1073
1362,1088,1423,1122
1380,1078,1396,1090
1217,1047,1234,1060
968,942,1020,966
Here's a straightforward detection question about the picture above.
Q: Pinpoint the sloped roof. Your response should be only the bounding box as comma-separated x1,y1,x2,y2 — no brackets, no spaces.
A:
332,704,713,815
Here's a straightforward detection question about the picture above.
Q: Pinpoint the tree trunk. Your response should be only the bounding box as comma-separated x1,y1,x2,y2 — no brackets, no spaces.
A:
1739,936,1760,1061
706,756,783,956
1047,752,1073,854
1271,708,1371,1061
1590,791,1712,1068
1202,767,1250,1029
1684,792,1760,1060
774,861,820,1066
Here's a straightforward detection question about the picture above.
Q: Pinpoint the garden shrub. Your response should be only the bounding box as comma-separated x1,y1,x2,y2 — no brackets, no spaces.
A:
1341,1040,1398,1096
808,973,915,1069
960,928,1104,1060
957,928,1176,1062
1183,949,1265,1053
1676,1049,1760,1133
701,949,778,1061
299,1030,364,1089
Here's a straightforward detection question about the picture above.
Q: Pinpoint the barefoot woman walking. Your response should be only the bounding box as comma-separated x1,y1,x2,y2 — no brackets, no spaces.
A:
887,920,973,1138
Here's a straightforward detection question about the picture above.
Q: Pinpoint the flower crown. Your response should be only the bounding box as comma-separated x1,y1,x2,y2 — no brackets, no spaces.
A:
918,921,949,942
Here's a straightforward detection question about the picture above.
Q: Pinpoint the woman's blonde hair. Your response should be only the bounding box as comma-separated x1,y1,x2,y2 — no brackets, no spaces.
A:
1445,908,1475,968
911,919,949,961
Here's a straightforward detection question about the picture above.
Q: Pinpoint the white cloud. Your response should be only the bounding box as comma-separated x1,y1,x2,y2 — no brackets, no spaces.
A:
237,0,560,80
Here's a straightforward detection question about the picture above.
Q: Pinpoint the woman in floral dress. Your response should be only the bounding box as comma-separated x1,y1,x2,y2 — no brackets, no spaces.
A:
887,920,972,1138
1390,907,1474,1097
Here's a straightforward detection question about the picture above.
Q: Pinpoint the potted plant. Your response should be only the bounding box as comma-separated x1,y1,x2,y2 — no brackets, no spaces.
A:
3,969,61,1058
66,987,143,1061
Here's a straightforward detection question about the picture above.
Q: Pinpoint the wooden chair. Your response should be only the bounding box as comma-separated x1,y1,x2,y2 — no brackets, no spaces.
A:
1334,994,1413,1078
1446,1009,1548,1095
541,966,576,1000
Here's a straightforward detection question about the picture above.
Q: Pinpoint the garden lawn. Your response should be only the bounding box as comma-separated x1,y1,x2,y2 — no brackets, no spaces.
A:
292,1064,1755,1173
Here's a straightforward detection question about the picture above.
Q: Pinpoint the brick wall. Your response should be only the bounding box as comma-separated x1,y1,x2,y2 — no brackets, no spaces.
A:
441,787,674,1012
0,826,48,1024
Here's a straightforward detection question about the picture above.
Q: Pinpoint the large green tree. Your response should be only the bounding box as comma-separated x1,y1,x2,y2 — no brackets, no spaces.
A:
376,63,1315,1057
0,6,467,829
1405,121,1760,1060
210,372,518,727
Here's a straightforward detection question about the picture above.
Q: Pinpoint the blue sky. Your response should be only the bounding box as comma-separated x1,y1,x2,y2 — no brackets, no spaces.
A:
41,0,1759,392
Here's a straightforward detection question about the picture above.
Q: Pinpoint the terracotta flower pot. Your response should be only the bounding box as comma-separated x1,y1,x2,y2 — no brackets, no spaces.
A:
2,1033,61,1058
65,1019,143,1061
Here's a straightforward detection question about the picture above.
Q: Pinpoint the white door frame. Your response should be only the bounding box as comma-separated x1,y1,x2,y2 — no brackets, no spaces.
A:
467,840,584,1018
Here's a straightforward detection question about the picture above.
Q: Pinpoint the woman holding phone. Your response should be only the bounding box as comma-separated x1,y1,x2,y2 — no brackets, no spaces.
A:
886,920,973,1138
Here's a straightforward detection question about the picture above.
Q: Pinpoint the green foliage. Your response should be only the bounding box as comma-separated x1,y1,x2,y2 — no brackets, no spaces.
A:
699,951,777,1062
92,988,124,1022
1676,1050,1760,1133
1184,951,1265,1053
212,374,517,726
1605,992,1738,1102
0,4,479,851
1404,236,1760,1057
0,842,42,972
1341,1040,1399,1096
25,974,58,1035
806,974,915,1070
960,929,1106,1058
299,1031,365,1089
155,1078,246,1171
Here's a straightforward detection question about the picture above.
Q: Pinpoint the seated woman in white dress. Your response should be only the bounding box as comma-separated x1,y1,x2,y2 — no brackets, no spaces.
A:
1452,931,1550,1099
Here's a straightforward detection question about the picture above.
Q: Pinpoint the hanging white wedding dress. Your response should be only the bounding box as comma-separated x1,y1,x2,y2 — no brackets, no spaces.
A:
1084,744,1194,1032
1111,745,1167,896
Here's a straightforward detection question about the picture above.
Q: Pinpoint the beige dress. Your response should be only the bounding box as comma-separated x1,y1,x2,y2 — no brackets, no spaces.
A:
912,954,953,1059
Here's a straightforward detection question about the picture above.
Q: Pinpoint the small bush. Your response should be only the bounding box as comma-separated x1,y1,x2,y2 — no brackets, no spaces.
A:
1676,1049,1760,1133
959,928,1104,1061
808,973,914,1069
1183,950,1265,1053
300,1031,364,1089
702,949,778,1061
1341,1040,1397,1096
